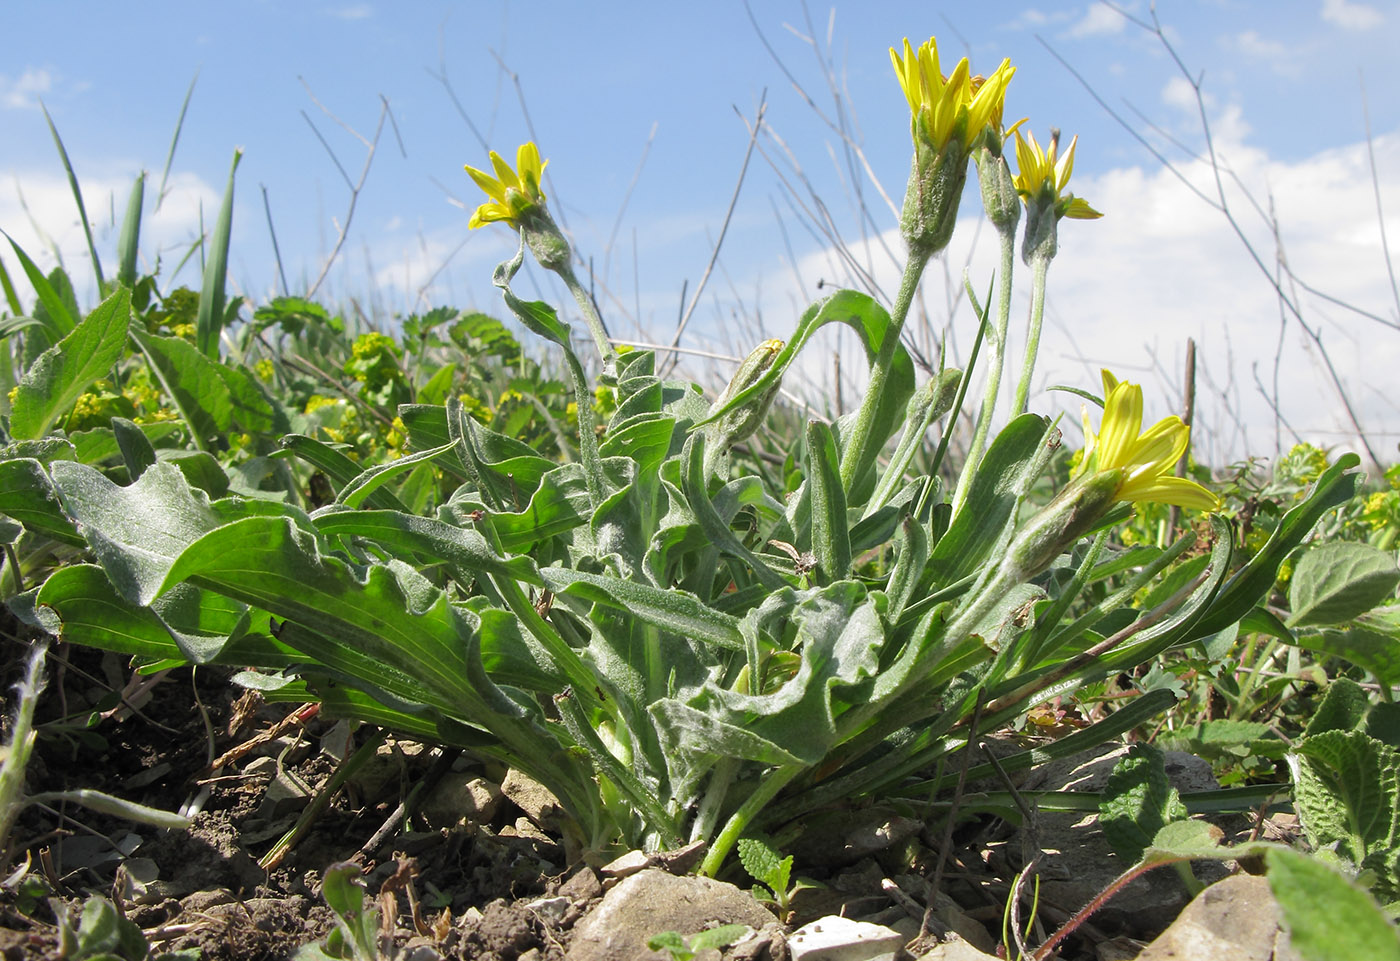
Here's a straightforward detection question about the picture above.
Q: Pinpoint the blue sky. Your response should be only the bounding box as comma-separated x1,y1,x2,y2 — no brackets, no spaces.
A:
3,1,1399,465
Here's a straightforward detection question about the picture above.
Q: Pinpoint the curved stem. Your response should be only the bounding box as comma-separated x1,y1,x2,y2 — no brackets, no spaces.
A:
1012,253,1052,416
953,227,1016,512
838,249,932,494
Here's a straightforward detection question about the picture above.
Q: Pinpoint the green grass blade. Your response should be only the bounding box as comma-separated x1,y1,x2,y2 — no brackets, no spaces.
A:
2,233,75,338
197,150,241,358
117,172,146,289
0,253,22,316
40,102,104,291
155,70,199,213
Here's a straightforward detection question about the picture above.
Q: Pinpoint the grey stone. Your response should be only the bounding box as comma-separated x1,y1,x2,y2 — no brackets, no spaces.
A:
502,768,562,826
1135,873,1302,961
909,939,1001,961
787,916,904,961
996,744,1229,934
419,774,502,829
567,868,775,961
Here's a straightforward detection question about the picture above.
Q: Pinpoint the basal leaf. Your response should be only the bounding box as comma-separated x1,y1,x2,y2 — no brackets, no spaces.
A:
539,568,745,651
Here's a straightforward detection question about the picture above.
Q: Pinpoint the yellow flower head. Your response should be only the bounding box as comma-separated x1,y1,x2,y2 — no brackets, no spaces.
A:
891,37,1015,154
464,142,548,230
1081,370,1219,511
1012,129,1102,220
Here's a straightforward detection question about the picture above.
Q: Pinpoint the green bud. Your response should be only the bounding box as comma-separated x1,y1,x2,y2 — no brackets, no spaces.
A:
519,204,572,273
900,138,968,258
1021,197,1058,266
974,142,1021,238
1003,468,1120,580
704,338,785,470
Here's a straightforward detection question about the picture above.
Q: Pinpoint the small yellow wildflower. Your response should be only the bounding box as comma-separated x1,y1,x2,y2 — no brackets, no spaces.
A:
1012,129,1102,220
890,37,1015,256
464,142,548,230
1081,370,1219,511
890,38,1015,154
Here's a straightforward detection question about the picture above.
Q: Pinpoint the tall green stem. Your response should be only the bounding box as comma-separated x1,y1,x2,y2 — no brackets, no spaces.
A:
953,227,1016,512
839,249,932,493
1012,252,1051,415
555,263,619,374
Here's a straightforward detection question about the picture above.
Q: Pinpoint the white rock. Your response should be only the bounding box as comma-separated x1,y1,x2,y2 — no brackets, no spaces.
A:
787,916,906,961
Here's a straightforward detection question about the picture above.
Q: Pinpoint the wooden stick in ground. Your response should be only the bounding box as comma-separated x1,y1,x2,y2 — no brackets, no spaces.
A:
1168,337,1196,542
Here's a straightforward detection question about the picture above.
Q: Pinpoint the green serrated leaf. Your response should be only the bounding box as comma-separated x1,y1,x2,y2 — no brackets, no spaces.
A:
10,287,130,440
1290,542,1400,627
1290,729,1400,900
1268,847,1400,961
1100,743,1189,861
1306,678,1373,738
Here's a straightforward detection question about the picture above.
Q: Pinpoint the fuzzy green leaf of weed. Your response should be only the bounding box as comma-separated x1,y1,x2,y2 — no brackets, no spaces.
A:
1100,743,1189,862
1267,847,1400,961
1289,542,1400,628
1289,729,1400,901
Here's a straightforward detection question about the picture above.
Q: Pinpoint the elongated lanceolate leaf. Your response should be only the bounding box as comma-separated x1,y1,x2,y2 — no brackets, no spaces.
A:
925,414,1054,589
1191,454,1360,638
312,509,538,585
159,515,490,712
49,460,223,605
10,287,130,440
117,172,145,289
539,567,745,651
806,420,849,582
132,329,283,448
278,434,408,511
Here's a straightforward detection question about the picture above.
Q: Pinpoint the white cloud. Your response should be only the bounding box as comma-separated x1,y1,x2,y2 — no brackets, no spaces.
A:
1232,30,1301,76
1320,0,1384,29
0,68,53,110
327,4,372,20
1067,4,1128,38
753,128,1400,466
0,167,220,303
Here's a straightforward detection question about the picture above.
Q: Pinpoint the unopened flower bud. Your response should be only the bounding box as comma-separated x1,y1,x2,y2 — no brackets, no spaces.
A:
704,338,784,467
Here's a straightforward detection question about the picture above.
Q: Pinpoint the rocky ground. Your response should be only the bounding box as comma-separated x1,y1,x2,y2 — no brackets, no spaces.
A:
0,639,1303,960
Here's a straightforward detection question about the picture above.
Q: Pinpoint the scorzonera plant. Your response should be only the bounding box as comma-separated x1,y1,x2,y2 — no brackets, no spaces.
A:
6,33,1358,873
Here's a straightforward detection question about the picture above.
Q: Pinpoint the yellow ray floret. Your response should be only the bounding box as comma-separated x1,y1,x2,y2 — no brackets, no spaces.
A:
464,142,548,229
1082,370,1219,510
1012,130,1102,220
890,37,1014,152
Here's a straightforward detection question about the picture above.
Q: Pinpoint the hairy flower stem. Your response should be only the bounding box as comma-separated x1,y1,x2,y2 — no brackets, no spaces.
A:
0,641,47,861
953,227,1016,512
839,249,932,494
555,263,619,376
1012,252,1051,416
699,763,803,877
